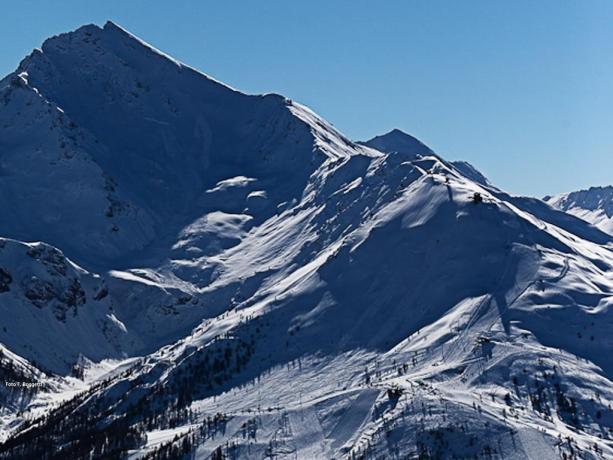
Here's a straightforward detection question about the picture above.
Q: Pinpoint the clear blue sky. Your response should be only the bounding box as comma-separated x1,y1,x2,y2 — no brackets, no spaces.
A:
1,1,612,196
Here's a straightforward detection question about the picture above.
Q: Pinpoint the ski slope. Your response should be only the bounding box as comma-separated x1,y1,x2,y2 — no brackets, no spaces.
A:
0,22,611,459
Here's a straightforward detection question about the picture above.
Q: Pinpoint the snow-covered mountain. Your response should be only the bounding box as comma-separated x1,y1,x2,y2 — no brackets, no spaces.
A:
363,129,495,190
361,128,434,159
0,22,612,460
545,186,613,236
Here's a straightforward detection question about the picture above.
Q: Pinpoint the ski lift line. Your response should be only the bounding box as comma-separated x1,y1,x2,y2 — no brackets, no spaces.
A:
443,198,540,364
396,179,474,368
474,208,570,338
446,212,571,376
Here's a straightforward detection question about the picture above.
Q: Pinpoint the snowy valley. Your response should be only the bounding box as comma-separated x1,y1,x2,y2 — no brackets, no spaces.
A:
0,22,612,460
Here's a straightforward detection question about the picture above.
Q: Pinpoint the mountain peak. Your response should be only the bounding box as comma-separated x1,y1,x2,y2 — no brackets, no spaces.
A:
545,185,613,234
0,22,371,267
376,128,424,143
103,19,121,29
100,20,183,66
387,127,414,137
361,128,434,158
101,20,139,42
2,23,613,460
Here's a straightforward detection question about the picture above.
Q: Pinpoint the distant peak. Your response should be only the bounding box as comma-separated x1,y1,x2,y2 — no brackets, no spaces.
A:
360,129,433,158
387,128,411,137
375,128,420,141
546,185,613,202
103,20,120,29
546,185,613,232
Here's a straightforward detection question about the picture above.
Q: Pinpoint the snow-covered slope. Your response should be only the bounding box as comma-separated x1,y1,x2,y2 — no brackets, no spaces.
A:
0,21,367,269
362,130,493,187
450,160,493,187
362,128,434,159
0,22,612,460
545,186,613,236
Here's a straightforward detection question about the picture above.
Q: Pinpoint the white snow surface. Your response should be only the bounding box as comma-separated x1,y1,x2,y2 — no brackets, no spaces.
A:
546,186,613,236
0,22,611,459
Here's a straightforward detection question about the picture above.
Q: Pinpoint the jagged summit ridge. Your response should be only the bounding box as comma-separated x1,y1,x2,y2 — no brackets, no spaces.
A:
546,185,613,215
24,20,237,94
545,185,613,235
0,21,369,267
